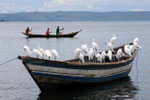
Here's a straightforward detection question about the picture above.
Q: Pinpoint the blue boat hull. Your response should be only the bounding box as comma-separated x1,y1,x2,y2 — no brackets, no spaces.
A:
21,56,134,91
32,68,131,83
31,68,131,90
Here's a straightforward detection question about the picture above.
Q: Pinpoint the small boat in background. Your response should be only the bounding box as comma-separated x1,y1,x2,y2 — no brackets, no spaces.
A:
18,42,137,92
21,30,82,38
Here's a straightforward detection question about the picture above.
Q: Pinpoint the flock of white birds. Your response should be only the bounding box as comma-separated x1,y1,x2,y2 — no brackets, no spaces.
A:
23,34,141,63
23,43,59,60
74,34,141,63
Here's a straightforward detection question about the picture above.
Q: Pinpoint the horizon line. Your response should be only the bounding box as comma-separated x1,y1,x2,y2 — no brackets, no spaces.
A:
0,10,150,14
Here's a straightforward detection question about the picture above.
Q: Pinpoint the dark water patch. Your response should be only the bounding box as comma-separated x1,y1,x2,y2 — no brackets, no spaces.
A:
37,77,138,100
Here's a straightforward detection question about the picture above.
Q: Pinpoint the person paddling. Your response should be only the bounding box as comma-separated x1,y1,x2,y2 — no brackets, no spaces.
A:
46,28,50,36
56,26,64,35
25,27,31,35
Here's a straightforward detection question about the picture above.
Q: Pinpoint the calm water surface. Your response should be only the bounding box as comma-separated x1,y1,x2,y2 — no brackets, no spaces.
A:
0,21,150,100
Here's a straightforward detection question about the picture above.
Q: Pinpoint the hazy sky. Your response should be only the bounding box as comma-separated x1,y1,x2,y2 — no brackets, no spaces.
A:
0,0,149,13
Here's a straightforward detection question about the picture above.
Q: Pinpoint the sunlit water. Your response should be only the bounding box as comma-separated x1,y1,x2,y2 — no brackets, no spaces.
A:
0,21,150,100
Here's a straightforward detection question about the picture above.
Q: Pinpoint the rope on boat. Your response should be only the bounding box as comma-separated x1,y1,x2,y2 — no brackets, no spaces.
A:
136,51,138,71
135,50,139,83
0,57,17,66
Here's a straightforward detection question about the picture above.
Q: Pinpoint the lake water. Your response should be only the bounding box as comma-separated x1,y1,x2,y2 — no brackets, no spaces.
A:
0,21,149,100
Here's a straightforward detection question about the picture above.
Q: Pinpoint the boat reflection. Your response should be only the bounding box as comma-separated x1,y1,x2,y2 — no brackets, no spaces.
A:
37,76,138,100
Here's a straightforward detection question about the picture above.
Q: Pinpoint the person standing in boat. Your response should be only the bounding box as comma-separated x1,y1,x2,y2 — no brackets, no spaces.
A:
56,26,64,35
46,28,51,36
25,27,32,35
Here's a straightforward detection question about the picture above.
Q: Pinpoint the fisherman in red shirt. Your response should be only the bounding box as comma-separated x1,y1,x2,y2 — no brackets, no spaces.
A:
25,27,31,35
46,28,51,36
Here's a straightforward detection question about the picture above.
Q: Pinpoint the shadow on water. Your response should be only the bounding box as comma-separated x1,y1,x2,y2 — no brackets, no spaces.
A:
37,77,139,100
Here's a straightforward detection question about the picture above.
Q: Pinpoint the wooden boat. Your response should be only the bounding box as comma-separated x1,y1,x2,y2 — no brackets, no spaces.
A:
18,43,137,91
21,30,82,38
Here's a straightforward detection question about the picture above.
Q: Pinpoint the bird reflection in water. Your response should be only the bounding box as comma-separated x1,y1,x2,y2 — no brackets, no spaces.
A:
37,76,138,100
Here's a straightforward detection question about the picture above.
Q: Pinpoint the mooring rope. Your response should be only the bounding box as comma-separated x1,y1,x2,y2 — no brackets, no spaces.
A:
135,50,139,84
0,57,17,66
136,50,139,72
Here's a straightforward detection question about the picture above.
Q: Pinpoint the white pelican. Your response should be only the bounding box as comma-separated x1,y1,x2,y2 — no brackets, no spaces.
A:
88,48,94,61
37,43,47,57
101,51,107,62
129,45,136,55
133,41,142,49
95,53,103,62
74,48,81,59
107,50,112,61
79,53,85,63
116,48,125,61
133,37,139,44
92,39,99,52
45,50,52,59
81,44,89,55
23,45,32,56
51,49,59,60
133,37,142,49
124,45,131,57
110,34,117,44
32,49,43,58
106,42,114,52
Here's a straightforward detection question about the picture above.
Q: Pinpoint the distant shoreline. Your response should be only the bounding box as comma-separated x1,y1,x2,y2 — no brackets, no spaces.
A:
0,20,150,23
0,19,6,22
0,11,150,21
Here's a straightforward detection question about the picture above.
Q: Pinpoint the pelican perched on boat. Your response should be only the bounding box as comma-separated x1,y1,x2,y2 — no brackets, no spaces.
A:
32,49,43,58
81,44,89,55
124,45,131,57
79,53,85,63
95,53,103,62
74,48,84,63
133,37,142,49
116,48,125,61
74,48,81,59
51,49,59,60
23,45,32,56
128,45,136,55
107,50,112,61
133,41,142,49
92,39,99,52
101,51,107,62
133,37,139,44
88,48,94,61
37,43,47,58
45,50,52,59
106,42,114,52
110,34,117,44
